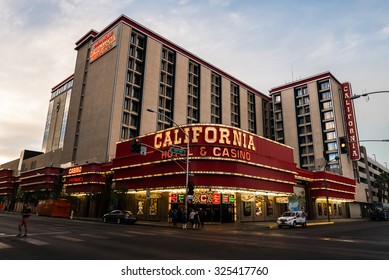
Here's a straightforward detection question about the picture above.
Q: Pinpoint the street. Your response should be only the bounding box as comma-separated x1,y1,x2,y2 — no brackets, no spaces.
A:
1,212,389,260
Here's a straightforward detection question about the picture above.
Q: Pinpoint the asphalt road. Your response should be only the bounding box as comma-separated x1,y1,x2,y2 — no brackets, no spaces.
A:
1,212,389,260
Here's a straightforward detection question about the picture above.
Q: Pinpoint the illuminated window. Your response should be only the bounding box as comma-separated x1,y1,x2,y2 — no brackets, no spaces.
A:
243,202,251,216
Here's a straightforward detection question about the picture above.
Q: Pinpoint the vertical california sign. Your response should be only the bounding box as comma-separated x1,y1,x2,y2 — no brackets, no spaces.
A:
341,82,360,160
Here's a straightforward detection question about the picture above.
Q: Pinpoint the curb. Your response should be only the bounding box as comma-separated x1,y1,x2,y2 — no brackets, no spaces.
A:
269,221,335,229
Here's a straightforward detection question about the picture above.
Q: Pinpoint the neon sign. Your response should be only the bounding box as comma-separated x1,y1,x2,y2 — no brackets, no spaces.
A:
212,193,221,204
90,29,117,62
68,166,82,174
170,194,178,203
341,82,360,160
153,126,256,151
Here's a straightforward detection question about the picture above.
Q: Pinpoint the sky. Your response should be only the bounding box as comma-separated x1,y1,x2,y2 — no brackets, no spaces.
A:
1,0,389,167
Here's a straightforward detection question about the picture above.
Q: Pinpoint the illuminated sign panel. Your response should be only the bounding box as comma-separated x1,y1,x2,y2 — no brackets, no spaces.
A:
212,193,221,204
68,166,82,174
222,194,235,204
68,177,83,183
341,82,360,160
170,194,178,203
178,194,185,203
154,126,261,163
89,28,117,62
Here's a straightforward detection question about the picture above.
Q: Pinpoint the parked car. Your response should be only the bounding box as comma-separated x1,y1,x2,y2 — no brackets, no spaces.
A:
102,210,137,224
277,211,307,228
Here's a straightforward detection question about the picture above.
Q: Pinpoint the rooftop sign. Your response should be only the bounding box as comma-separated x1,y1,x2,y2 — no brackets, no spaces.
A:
89,28,117,63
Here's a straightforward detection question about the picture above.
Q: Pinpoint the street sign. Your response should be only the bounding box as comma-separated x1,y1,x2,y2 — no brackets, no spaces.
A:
140,146,147,155
170,147,186,155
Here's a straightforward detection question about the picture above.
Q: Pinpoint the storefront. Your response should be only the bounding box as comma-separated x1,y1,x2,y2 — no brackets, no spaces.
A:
63,163,112,218
14,167,63,212
112,124,298,223
0,169,18,211
297,169,356,220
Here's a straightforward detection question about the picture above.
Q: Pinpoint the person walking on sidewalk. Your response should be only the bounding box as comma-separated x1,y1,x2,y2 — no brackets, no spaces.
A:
17,203,31,237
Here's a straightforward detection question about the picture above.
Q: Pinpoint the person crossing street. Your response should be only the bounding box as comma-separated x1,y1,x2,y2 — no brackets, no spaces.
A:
17,203,31,237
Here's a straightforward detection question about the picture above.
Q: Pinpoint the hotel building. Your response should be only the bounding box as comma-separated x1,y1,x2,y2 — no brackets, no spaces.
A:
0,15,360,222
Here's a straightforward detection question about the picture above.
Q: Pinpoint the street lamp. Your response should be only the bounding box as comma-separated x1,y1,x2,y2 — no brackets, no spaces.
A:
350,90,389,100
146,108,190,227
323,156,340,222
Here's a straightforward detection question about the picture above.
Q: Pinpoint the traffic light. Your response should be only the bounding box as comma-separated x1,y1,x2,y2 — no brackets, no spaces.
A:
131,137,142,153
339,136,348,154
187,182,194,195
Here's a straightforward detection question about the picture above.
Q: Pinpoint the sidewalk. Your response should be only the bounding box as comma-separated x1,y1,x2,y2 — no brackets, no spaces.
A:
135,218,366,231
1,210,367,230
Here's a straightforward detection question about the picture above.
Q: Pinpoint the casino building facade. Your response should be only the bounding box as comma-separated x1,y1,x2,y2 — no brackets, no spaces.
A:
0,15,358,221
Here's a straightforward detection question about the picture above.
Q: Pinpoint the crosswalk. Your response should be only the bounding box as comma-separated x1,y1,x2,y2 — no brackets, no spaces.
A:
0,229,166,250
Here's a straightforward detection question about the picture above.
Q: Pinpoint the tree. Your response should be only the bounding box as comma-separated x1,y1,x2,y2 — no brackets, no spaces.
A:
374,172,389,203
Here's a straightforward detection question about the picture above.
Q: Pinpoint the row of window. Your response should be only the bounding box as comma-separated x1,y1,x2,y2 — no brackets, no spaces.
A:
121,31,145,140
273,79,341,170
120,32,260,140
317,202,343,216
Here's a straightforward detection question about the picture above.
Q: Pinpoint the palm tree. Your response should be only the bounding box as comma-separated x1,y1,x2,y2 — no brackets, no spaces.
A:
374,172,389,203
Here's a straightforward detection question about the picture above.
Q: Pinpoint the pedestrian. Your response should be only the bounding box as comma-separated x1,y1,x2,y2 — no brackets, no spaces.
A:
182,210,187,229
168,210,173,226
198,208,205,228
189,209,195,228
172,209,178,226
18,203,31,237
192,211,200,229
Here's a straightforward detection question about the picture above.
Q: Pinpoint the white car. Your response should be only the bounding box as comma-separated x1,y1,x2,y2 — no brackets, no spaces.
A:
277,211,307,228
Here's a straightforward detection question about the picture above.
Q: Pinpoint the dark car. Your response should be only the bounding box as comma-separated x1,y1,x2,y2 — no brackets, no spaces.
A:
102,210,137,224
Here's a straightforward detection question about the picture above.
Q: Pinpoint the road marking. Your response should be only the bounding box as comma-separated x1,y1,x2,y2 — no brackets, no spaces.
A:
18,238,50,246
105,232,137,238
322,237,357,243
55,235,84,242
0,242,12,249
126,230,156,236
80,233,108,239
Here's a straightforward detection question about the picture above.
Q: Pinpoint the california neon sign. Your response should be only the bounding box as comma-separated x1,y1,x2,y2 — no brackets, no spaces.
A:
341,82,360,160
90,28,117,62
155,126,256,161
153,126,256,151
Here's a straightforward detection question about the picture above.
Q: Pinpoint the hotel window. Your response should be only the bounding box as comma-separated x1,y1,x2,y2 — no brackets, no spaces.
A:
121,31,146,140
211,72,222,124
295,85,314,170
187,61,200,124
327,141,338,151
230,83,240,127
323,111,334,120
326,131,336,140
324,121,335,130
272,93,283,143
247,92,256,133
322,100,333,110
42,100,54,153
321,91,332,100
319,81,330,90
157,47,175,130
318,79,337,164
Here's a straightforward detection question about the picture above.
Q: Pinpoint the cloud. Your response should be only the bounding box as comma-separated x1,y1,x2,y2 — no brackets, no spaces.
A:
1,0,389,165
